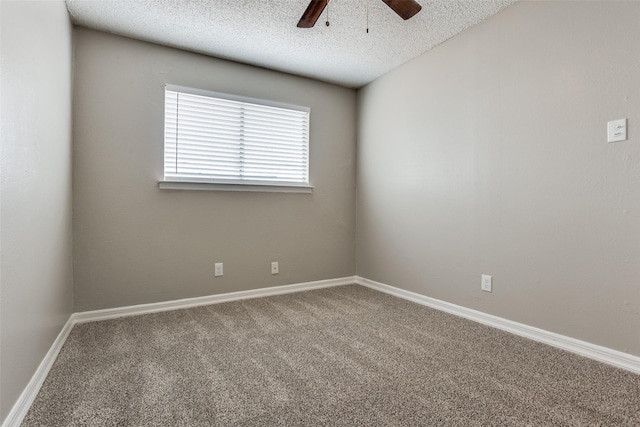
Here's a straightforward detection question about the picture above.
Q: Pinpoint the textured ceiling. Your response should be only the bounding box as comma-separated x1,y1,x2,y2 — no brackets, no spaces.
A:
65,0,516,88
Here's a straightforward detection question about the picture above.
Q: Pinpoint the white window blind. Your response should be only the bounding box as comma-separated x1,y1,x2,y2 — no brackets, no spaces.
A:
164,86,310,186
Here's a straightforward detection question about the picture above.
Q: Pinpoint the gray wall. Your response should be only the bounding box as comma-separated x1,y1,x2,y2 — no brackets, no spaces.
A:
73,29,357,311
0,1,74,422
357,1,640,356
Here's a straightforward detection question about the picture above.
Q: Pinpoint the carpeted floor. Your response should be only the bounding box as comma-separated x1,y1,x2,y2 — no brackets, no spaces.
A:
23,285,640,426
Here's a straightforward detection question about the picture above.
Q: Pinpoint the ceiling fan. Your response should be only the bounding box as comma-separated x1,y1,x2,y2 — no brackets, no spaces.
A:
297,0,422,28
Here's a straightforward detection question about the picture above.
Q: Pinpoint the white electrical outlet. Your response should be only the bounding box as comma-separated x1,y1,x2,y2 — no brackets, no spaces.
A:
214,262,223,277
271,261,279,275
481,275,492,292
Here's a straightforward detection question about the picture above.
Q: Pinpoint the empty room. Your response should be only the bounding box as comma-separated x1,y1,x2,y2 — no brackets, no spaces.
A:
1,0,639,425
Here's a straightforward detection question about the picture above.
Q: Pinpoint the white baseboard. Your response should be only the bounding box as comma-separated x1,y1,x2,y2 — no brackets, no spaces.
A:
2,276,355,427
2,316,75,427
72,276,356,324
356,276,640,375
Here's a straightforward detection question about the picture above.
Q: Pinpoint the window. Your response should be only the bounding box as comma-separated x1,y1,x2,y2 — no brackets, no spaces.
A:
161,85,311,191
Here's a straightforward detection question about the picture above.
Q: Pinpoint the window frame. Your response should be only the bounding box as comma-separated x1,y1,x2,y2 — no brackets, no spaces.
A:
159,84,313,193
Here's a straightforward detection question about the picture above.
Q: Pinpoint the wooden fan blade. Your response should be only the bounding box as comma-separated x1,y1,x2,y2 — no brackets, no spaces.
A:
381,0,422,20
297,0,329,28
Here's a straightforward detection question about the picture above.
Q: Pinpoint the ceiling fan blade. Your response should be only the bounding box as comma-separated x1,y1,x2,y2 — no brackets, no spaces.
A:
297,0,329,28
381,0,422,20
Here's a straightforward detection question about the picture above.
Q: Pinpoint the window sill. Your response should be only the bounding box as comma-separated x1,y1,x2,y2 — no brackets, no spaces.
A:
158,180,314,193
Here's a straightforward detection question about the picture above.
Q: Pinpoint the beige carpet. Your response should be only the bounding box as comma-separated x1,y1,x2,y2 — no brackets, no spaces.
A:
22,285,640,426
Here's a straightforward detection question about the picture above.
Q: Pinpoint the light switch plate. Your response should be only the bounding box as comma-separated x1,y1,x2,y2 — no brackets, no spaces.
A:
607,118,627,143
